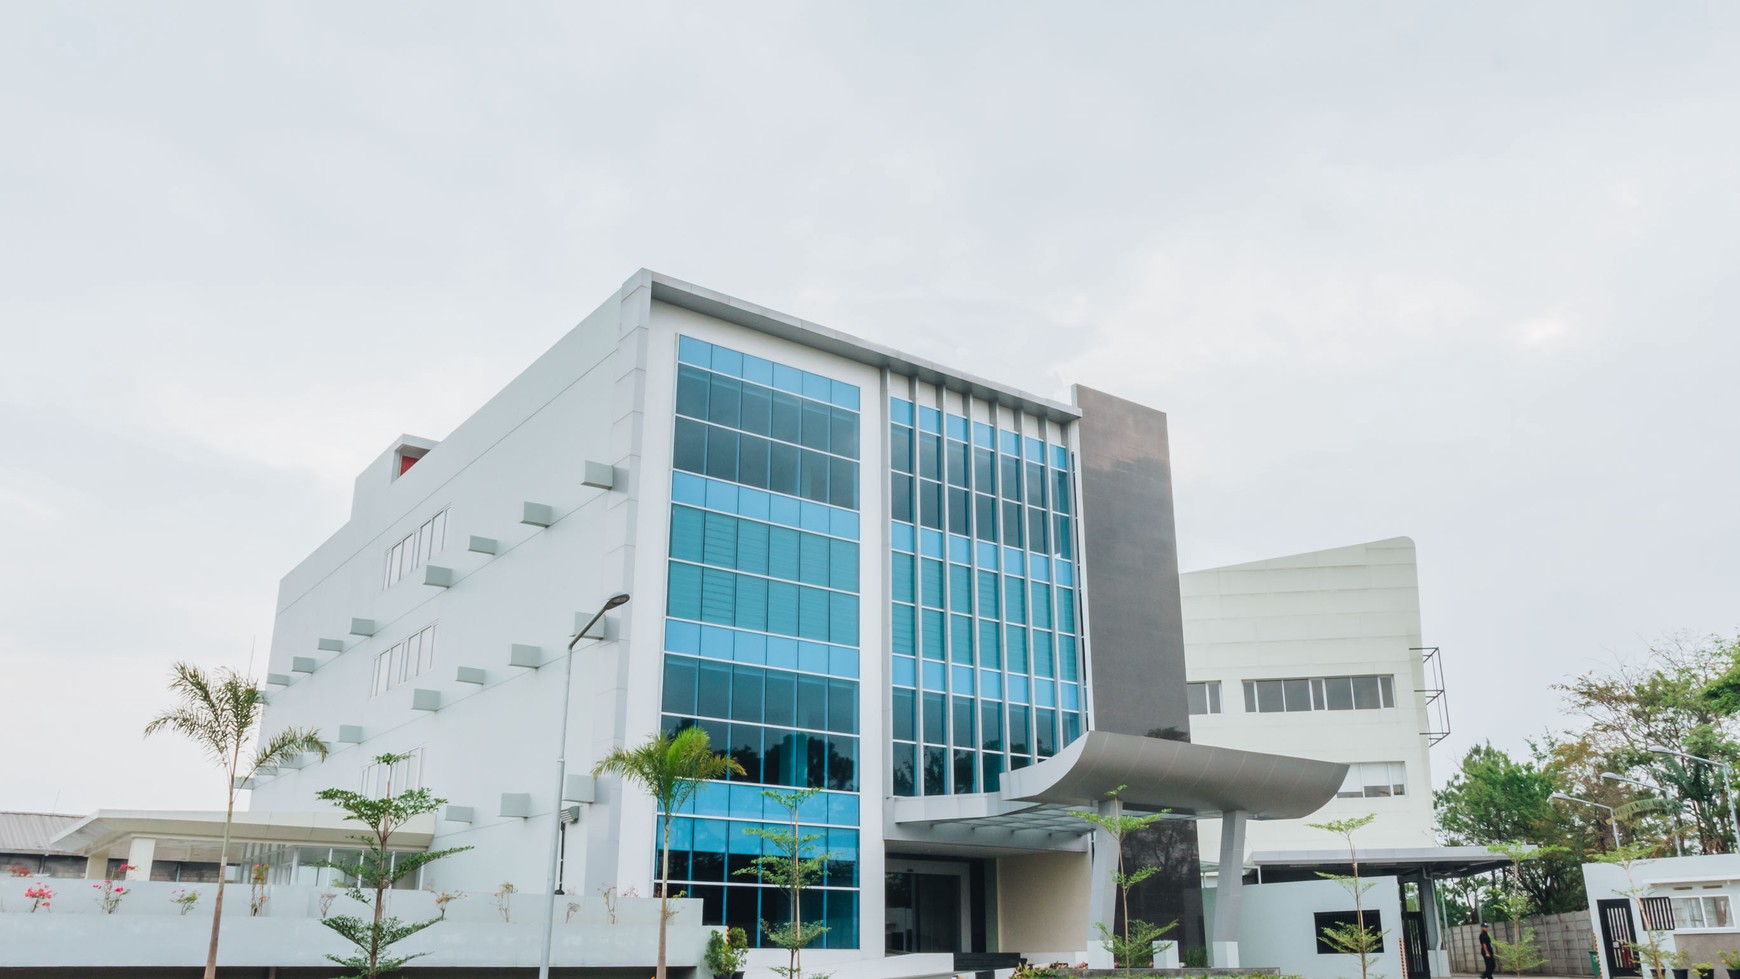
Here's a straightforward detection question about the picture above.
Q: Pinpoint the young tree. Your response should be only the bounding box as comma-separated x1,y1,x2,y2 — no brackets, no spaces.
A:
144,663,328,979
1308,814,1384,979
316,752,470,978
1486,842,1559,978
594,727,744,979
738,787,829,979
1068,786,1177,972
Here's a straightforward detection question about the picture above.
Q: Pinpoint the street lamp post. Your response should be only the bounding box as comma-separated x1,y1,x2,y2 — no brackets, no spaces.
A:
1601,771,1682,856
1648,745,1740,854
537,592,631,979
1550,791,1623,846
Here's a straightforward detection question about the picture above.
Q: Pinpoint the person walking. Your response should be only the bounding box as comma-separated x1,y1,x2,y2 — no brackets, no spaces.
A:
1479,922,1496,979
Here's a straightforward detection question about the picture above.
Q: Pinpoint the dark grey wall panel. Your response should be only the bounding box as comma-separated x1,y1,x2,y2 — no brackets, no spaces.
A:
1072,385,1191,740
1073,385,1204,956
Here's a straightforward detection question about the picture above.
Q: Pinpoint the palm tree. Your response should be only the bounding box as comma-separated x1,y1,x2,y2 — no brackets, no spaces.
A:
144,662,328,979
594,726,743,979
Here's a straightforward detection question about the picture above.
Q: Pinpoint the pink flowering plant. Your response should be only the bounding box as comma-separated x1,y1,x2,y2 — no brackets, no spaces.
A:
93,864,134,914
24,881,54,912
171,887,202,916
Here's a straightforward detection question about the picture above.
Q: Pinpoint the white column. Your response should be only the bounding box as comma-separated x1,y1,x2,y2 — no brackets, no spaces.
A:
1083,798,1119,967
1212,810,1249,969
124,837,157,881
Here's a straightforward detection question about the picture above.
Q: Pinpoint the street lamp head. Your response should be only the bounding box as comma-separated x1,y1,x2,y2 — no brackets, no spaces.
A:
1647,745,1677,756
604,592,631,611
1550,792,1577,803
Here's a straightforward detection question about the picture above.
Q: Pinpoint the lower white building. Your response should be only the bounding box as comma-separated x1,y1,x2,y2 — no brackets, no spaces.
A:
1183,537,1445,862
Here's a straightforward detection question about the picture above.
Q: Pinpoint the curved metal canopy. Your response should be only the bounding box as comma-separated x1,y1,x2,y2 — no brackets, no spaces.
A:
1000,731,1349,819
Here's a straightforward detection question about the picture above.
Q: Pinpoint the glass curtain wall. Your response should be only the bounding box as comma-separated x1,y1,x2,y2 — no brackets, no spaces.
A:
887,396,1085,798
660,336,862,948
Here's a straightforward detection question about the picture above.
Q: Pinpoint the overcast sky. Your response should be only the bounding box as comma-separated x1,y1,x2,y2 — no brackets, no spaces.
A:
3,3,1737,815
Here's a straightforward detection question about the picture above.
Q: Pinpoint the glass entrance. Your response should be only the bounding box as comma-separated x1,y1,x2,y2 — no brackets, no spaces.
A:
885,871,962,953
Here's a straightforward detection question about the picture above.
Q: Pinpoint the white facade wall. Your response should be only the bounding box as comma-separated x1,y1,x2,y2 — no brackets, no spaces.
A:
253,282,642,895
1184,537,1438,860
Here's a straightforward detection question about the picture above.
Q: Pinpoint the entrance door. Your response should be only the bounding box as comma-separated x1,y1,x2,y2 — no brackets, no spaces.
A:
1598,899,1641,978
1400,911,1429,979
886,871,961,952
886,867,965,953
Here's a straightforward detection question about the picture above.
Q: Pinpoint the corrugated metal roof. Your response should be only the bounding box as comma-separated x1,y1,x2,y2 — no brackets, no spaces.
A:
0,812,84,855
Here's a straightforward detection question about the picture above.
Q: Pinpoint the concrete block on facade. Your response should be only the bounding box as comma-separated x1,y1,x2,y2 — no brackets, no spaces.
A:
563,774,596,804
521,502,555,527
423,565,454,588
499,793,532,818
349,618,377,637
267,673,291,687
337,725,364,744
317,638,345,652
456,666,486,685
509,644,544,668
291,656,318,674
573,612,614,641
410,689,441,712
582,460,616,490
443,805,474,823
467,535,498,555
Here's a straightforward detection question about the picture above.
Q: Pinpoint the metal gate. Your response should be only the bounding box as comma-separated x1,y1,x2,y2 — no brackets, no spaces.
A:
1598,898,1641,978
1402,910,1430,978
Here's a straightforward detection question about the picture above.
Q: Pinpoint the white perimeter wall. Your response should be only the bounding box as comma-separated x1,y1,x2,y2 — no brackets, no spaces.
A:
1234,875,1404,979
1184,537,1438,858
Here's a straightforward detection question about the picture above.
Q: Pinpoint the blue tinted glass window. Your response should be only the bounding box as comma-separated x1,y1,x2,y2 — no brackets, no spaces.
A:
920,559,945,609
978,620,1001,667
921,608,946,661
735,576,768,631
891,603,915,654
890,398,913,425
830,539,858,592
950,615,974,664
712,346,744,377
708,374,742,429
678,335,711,366
1031,583,1052,629
890,426,913,475
828,593,858,645
949,565,972,613
669,563,702,619
1006,626,1028,673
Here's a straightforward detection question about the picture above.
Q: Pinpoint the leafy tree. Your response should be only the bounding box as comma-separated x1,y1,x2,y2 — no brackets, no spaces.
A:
1309,814,1383,979
594,727,744,979
1559,633,1740,854
315,752,470,978
1068,786,1177,972
737,787,829,979
144,663,328,979
1434,742,1587,912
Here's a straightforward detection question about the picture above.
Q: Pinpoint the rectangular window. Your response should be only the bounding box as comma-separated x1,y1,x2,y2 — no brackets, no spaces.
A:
1241,675,1397,713
384,509,448,587
1671,895,1731,930
370,625,437,696
1336,761,1409,799
1313,910,1385,954
1187,681,1222,715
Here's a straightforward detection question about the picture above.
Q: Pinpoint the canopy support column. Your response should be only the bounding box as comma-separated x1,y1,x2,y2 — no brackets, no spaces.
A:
1212,809,1249,969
